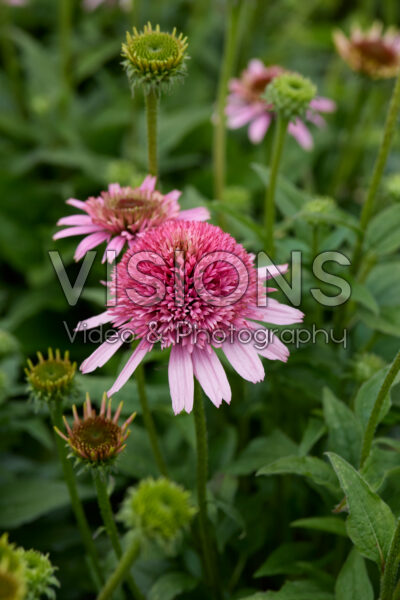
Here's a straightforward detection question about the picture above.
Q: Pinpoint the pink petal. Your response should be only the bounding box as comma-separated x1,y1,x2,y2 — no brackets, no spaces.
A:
248,59,267,76
258,263,289,280
222,340,265,383
177,207,210,222
108,183,122,195
76,311,112,331
107,339,152,397
102,235,127,263
288,119,313,150
192,347,231,408
74,231,110,261
168,345,194,414
227,105,262,129
310,97,336,113
246,322,289,362
80,336,125,374
53,225,104,240
57,215,93,226
139,175,157,193
251,299,304,325
66,198,90,212
164,190,181,203
248,114,271,144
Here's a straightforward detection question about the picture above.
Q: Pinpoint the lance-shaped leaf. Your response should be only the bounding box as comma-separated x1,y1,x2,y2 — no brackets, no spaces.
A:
335,549,373,600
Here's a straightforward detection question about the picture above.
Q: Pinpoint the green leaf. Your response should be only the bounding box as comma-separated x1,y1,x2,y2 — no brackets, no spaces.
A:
327,452,395,566
366,262,400,307
254,542,313,577
227,430,298,475
242,580,334,599
291,516,347,537
335,549,373,600
252,163,309,217
350,280,380,315
257,455,338,492
365,204,400,256
359,307,400,338
323,388,362,466
354,366,400,430
148,572,197,600
298,418,327,456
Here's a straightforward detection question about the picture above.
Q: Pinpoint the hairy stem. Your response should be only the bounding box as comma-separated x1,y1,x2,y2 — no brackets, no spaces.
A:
93,471,143,600
265,115,288,257
145,88,159,177
360,349,400,467
380,518,400,600
50,402,103,586
135,363,168,476
352,71,400,275
97,533,141,600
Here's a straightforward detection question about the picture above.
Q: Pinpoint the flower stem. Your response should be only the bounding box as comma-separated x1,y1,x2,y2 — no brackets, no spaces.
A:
380,518,400,600
92,471,143,600
59,0,73,113
213,0,243,205
265,115,288,257
145,88,159,177
352,70,400,275
97,533,141,600
193,382,220,598
50,402,103,586
135,363,168,476
360,349,400,468
0,4,25,116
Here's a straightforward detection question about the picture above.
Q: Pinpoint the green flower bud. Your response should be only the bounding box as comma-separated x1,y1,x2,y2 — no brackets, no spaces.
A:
0,534,26,600
122,22,189,95
25,349,77,405
20,550,59,600
353,353,386,384
302,196,336,225
263,72,316,121
119,478,196,551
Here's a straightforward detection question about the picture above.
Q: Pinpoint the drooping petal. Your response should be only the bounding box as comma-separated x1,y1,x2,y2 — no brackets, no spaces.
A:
222,340,264,383
80,336,125,373
53,225,105,240
227,104,262,129
168,345,194,414
66,198,90,212
74,232,110,261
251,299,304,325
57,215,93,226
288,119,313,150
246,321,289,362
76,311,112,331
248,113,271,144
192,347,231,407
310,97,336,113
102,235,127,263
258,263,289,280
107,339,152,397
177,207,210,222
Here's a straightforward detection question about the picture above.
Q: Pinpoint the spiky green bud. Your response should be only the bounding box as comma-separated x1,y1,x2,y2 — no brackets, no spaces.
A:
20,550,59,600
0,534,26,600
303,196,336,225
264,72,316,120
122,23,189,95
25,348,77,405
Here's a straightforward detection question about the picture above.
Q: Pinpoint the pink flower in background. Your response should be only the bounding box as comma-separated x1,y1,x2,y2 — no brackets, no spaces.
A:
226,59,336,150
53,176,209,263
2,0,28,5
77,221,303,414
82,0,131,10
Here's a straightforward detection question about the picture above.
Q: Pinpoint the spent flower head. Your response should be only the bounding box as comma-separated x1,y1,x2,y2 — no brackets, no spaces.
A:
19,550,58,600
122,23,189,95
263,72,316,121
0,534,26,600
119,478,196,551
25,349,77,405
55,392,136,470
334,23,400,79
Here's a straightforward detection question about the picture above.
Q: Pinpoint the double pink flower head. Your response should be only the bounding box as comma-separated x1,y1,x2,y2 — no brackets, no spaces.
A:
226,59,335,149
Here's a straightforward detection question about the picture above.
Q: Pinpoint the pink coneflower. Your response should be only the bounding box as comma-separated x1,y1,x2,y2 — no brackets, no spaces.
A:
226,59,335,149
333,23,400,79
53,175,209,263
77,221,303,414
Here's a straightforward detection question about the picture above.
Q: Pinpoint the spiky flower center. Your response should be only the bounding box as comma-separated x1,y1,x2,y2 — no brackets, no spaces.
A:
264,72,316,120
130,32,181,65
34,361,71,382
73,417,120,450
25,350,76,402
356,39,397,65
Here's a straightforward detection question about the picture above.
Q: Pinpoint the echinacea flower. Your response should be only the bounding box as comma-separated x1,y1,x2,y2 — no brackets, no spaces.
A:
334,23,400,79
226,59,335,149
77,220,303,414
0,534,26,600
25,349,77,404
53,175,209,263
55,392,136,467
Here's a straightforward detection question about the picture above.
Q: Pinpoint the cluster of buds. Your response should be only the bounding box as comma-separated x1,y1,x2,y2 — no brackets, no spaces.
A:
25,349,77,405
122,22,189,95
263,72,316,121
55,392,136,470
119,478,196,552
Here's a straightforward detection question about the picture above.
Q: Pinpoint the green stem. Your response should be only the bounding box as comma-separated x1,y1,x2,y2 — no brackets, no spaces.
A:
352,71,400,275
135,363,168,476
50,402,103,585
360,349,400,467
97,533,141,600
213,0,243,206
59,0,73,113
0,4,25,115
93,472,143,600
145,89,159,177
380,518,400,600
193,382,220,598
265,115,288,257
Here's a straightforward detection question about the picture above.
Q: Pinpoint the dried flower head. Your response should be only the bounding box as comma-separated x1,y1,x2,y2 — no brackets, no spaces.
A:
334,23,400,79
0,534,26,600
122,23,189,94
20,550,58,600
119,478,196,550
263,72,316,121
25,349,77,404
54,175,208,263
55,392,135,468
